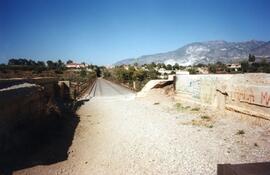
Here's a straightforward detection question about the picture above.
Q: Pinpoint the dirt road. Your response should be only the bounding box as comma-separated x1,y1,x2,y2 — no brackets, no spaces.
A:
14,79,270,175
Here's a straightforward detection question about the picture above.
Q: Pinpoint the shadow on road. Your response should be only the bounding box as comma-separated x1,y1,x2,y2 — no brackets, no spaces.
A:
0,112,80,175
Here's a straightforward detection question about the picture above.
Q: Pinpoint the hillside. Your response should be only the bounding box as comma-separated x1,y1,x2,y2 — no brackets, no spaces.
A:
115,40,270,66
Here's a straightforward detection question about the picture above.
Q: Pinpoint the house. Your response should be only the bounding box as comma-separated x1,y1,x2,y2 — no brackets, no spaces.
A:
158,68,175,79
197,67,209,74
226,63,241,72
66,63,87,69
158,68,173,75
175,70,189,75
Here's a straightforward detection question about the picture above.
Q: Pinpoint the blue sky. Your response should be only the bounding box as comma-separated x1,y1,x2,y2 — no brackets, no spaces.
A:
0,0,270,65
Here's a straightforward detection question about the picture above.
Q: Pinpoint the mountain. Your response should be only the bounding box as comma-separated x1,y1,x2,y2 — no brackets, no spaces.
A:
251,41,270,56
114,40,270,66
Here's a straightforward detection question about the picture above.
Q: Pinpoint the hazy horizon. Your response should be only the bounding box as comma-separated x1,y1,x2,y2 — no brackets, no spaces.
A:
1,0,270,65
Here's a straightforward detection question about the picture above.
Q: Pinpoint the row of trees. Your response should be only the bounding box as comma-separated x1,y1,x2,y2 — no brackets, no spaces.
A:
0,58,68,74
241,60,270,73
138,62,184,70
7,58,65,69
240,54,270,73
1,58,106,76
206,56,270,74
103,65,160,90
8,58,46,67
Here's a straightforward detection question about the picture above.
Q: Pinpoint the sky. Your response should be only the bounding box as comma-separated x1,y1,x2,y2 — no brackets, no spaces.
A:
0,0,270,65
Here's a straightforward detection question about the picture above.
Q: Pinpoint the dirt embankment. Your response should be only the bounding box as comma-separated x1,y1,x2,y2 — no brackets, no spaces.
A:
0,80,79,174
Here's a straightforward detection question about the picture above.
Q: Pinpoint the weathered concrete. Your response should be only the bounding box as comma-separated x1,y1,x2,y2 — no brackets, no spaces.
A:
0,77,58,89
0,84,49,153
0,78,73,158
175,73,270,121
137,79,173,97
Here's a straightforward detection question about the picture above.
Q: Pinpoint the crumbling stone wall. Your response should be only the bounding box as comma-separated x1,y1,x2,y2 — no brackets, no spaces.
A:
0,79,71,155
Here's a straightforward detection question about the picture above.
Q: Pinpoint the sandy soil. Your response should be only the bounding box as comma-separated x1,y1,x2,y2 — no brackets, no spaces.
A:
14,85,270,175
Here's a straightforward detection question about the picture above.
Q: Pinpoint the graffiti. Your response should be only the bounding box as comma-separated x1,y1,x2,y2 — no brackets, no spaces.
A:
230,86,270,107
176,76,201,99
261,92,270,106
175,74,270,120
176,75,219,104
190,79,200,99
231,88,255,104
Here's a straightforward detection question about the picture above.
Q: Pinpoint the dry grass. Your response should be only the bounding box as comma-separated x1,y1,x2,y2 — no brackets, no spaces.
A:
191,107,200,112
181,115,215,128
236,130,245,135
175,103,191,111
201,115,210,120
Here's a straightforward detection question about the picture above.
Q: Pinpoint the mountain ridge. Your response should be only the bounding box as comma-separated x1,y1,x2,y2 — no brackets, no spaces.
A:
114,40,270,66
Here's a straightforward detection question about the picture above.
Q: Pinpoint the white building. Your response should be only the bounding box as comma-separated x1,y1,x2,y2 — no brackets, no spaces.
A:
66,63,87,69
226,63,241,71
158,68,173,75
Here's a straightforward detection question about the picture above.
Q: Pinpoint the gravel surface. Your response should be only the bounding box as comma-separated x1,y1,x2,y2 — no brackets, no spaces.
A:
14,80,270,175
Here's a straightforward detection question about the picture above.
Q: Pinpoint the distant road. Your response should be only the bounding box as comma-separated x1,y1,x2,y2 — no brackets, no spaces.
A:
89,78,134,97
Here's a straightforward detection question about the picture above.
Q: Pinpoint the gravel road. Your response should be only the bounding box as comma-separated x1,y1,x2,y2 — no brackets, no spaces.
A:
15,79,270,175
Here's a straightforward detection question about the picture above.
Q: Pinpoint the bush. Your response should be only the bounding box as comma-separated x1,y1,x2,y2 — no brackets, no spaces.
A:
188,67,198,74
236,130,245,135
55,69,63,74
32,66,46,74
79,69,86,78
208,64,217,73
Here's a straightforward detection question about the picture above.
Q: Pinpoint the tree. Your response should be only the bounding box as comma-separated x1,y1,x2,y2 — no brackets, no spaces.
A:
147,69,159,79
260,59,270,73
28,59,37,66
57,59,65,69
103,69,111,78
196,63,206,67
67,60,73,64
166,64,172,70
18,58,29,65
95,67,101,77
248,54,256,62
80,68,87,77
156,63,162,69
133,69,146,81
208,64,217,73
160,63,166,68
47,60,56,69
134,62,138,67
173,63,180,70
240,61,249,73
8,59,19,65
148,62,156,70
37,61,45,67
216,61,223,65
188,67,197,74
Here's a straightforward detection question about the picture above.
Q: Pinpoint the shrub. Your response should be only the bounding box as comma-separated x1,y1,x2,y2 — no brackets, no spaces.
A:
236,130,245,135
191,107,200,111
201,115,210,120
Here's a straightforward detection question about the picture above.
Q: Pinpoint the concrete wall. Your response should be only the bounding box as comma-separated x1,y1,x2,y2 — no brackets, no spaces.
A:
175,73,270,120
137,79,174,97
0,78,72,154
0,77,58,89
